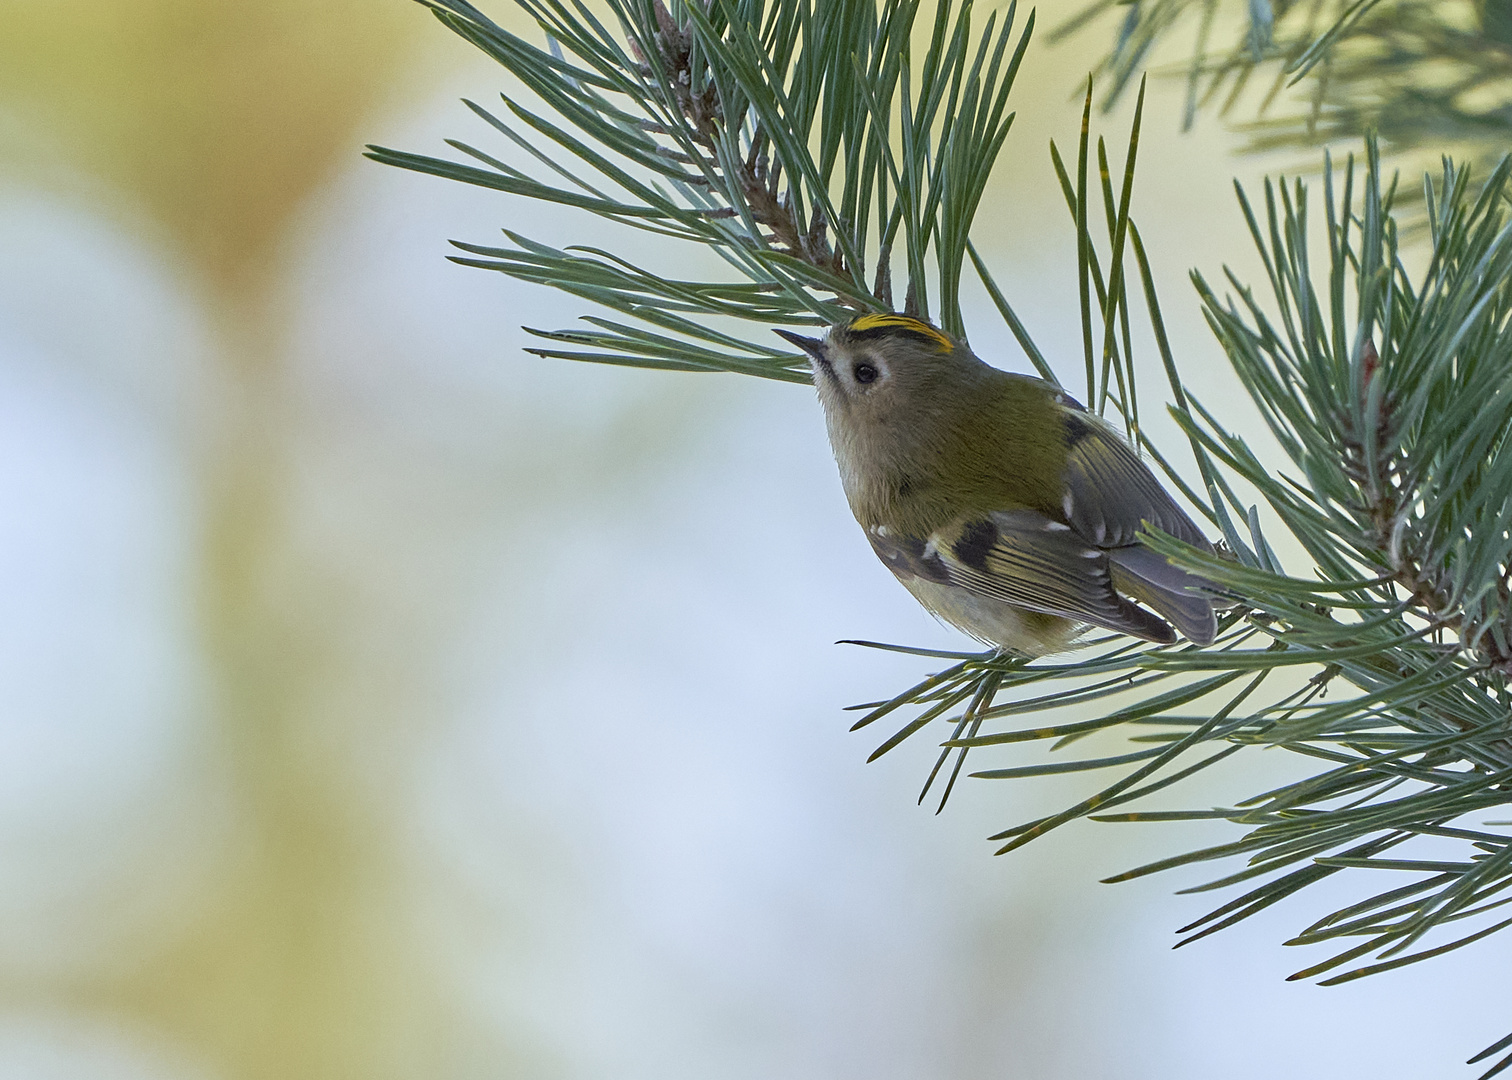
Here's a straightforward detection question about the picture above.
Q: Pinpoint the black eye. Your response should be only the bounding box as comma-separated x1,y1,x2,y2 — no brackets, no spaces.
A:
853,361,878,384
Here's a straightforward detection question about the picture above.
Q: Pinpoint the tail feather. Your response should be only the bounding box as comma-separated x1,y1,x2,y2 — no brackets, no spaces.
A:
1108,545,1218,646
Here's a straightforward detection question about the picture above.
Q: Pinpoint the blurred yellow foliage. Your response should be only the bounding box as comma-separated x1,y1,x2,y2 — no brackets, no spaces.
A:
0,3,509,1078
0,0,423,294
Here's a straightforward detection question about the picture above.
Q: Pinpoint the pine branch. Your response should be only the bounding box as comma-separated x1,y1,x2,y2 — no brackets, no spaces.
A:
367,0,1032,373
375,2,1512,1072
1062,0,1512,176
855,135,1512,1078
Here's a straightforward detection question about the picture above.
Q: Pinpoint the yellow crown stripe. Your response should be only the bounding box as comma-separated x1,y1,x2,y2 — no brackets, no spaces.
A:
848,313,953,351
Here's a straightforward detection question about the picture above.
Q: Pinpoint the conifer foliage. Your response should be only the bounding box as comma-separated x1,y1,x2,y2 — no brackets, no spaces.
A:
371,2,1512,1073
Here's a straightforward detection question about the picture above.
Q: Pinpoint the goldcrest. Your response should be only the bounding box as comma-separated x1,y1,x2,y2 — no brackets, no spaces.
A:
777,313,1218,655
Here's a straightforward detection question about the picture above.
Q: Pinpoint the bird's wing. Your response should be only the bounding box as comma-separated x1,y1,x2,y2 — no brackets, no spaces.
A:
928,509,1176,644
1056,409,1218,643
1059,409,1211,549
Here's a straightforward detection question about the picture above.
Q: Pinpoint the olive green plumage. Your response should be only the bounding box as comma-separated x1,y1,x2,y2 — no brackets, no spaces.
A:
777,313,1219,655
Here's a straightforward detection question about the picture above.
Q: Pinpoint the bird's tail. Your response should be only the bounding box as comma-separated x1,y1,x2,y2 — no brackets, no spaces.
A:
1109,545,1219,646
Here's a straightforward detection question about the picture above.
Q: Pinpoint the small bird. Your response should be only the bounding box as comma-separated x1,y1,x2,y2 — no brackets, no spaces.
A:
776,312,1218,655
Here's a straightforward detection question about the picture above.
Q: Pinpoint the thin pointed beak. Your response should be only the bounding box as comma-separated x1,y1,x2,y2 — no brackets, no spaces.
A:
774,328,832,380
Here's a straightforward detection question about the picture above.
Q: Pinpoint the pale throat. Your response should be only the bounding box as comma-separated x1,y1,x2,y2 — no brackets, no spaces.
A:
825,405,942,532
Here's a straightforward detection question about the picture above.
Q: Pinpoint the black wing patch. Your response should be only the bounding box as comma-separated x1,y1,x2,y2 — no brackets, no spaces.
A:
936,510,1176,644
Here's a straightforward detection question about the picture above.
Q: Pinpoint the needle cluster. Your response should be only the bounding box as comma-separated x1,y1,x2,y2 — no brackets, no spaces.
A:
1063,0,1512,175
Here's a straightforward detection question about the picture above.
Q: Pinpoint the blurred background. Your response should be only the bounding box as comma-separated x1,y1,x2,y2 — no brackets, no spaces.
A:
1,2,1508,1078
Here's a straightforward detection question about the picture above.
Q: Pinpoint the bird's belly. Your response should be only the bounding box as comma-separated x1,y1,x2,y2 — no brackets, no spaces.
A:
898,575,1080,656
